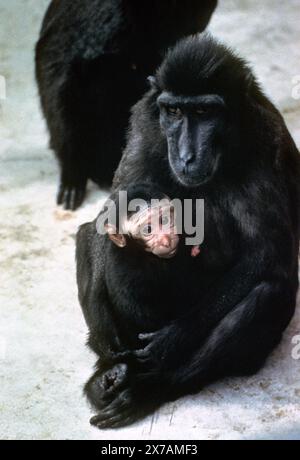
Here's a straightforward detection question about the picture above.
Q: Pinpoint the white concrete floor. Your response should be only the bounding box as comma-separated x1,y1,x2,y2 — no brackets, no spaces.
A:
0,0,300,440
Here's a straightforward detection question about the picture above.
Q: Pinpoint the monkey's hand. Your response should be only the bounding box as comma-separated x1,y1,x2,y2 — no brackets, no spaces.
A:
109,324,182,379
116,325,179,376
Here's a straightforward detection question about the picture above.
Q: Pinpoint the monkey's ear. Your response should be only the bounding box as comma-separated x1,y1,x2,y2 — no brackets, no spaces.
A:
105,224,127,248
147,76,159,90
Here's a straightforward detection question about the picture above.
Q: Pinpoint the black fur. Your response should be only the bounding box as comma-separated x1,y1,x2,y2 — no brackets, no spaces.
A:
35,0,217,209
76,35,300,428
104,185,194,341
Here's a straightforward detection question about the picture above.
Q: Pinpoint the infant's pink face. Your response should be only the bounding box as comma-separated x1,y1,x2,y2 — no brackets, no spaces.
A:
127,203,180,258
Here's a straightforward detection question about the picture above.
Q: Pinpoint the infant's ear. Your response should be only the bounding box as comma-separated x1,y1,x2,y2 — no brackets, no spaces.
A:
105,224,127,248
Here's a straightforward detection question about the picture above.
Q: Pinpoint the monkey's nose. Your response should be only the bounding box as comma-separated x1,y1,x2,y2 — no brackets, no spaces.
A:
180,150,195,172
160,235,171,248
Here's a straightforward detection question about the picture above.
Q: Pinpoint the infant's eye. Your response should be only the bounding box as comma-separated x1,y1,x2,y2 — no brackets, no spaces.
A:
160,215,169,226
142,224,152,235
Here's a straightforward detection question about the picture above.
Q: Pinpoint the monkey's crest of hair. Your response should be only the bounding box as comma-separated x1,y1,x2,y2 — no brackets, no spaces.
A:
155,33,259,99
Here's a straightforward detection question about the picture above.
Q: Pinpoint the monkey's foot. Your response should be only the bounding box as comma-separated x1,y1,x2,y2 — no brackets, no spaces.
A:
87,364,160,429
90,387,140,429
57,181,87,210
101,364,128,393
89,385,158,429
85,364,128,411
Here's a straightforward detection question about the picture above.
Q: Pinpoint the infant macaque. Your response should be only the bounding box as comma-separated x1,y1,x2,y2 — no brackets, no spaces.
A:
96,183,202,346
103,185,200,258
104,185,180,259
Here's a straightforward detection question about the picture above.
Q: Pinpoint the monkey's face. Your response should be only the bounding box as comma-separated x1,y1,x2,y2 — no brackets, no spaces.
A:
158,92,226,187
128,203,180,259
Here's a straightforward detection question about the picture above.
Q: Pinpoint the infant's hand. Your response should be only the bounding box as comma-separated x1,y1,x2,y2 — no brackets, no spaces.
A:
191,245,201,257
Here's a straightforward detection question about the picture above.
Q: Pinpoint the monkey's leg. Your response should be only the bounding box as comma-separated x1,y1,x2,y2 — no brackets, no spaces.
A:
167,279,296,394
76,224,124,359
37,56,92,210
90,279,296,429
54,65,96,210
56,142,88,211
126,246,298,375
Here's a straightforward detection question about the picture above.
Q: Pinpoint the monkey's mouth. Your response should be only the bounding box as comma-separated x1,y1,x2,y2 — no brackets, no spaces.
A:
158,247,178,259
177,165,215,188
172,153,221,188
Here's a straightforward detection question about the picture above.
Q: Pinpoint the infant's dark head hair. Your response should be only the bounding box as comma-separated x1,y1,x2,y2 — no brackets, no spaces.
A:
117,183,169,228
98,183,169,234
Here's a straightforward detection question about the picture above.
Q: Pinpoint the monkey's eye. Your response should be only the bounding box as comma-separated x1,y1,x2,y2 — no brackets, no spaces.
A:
160,215,169,226
196,107,207,115
142,224,152,235
167,107,182,118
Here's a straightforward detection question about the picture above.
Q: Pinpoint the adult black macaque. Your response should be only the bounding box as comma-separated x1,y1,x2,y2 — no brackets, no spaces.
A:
35,0,217,210
76,35,300,428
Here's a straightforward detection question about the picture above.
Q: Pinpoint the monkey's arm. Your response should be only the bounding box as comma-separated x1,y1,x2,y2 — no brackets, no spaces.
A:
129,247,297,373
76,222,122,360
